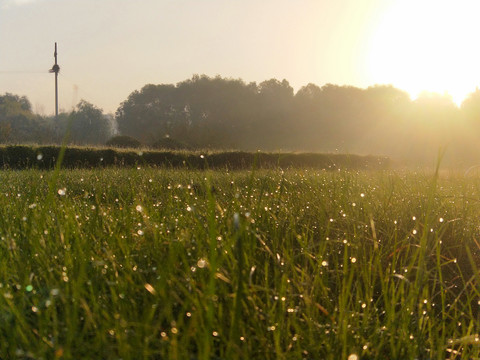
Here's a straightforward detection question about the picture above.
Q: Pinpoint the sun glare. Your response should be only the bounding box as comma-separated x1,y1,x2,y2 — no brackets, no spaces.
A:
367,0,480,105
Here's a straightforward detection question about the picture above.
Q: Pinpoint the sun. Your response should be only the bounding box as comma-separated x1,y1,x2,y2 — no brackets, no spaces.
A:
366,0,480,105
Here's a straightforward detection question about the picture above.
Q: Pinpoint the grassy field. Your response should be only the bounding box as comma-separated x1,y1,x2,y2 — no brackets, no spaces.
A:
1,166,480,359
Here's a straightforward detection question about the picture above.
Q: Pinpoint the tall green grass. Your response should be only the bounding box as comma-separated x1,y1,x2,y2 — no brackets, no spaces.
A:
0,168,479,358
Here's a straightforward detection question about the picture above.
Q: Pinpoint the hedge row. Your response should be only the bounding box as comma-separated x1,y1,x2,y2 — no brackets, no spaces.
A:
0,145,390,170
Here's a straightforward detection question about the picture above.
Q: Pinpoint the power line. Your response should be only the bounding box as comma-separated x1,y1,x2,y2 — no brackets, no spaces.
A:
0,70,48,74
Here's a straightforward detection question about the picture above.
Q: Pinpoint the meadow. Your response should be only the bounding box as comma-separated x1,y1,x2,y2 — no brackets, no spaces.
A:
1,165,480,359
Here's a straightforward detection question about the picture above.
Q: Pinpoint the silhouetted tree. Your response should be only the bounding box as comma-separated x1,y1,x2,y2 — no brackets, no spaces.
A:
175,75,258,148
253,79,295,149
110,75,480,165
116,84,180,144
69,100,111,145
0,93,42,143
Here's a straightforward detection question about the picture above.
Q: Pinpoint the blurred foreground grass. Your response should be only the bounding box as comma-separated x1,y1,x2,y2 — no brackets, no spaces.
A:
0,168,480,359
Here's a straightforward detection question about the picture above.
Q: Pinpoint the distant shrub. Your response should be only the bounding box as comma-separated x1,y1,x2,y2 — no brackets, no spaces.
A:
152,137,190,151
106,136,141,149
2,145,36,168
0,145,390,170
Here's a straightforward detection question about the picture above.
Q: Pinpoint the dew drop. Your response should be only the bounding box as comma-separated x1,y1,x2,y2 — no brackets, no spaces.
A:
197,259,207,268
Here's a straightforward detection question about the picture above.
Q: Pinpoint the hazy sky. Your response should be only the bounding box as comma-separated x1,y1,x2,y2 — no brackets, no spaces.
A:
1,0,479,114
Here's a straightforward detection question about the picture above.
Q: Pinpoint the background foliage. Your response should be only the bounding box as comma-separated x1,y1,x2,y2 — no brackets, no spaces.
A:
3,75,480,165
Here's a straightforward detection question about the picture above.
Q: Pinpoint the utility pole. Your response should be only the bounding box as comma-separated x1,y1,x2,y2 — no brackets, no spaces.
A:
49,42,60,118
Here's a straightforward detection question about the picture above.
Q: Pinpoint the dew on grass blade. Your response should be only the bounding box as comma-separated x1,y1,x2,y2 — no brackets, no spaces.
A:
233,212,240,229
144,283,156,295
197,259,207,268
57,188,66,196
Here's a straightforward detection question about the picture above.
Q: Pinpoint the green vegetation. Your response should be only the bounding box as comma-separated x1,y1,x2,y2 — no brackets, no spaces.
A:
0,145,389,171
1,166,480,359
106,136,142,149
4,75,480,166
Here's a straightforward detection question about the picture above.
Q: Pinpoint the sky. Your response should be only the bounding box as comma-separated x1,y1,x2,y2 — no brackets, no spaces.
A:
1,0,480,115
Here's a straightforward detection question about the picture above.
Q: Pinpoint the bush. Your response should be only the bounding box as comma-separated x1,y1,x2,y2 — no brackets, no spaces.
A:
152,137,191,150
106,136,141,149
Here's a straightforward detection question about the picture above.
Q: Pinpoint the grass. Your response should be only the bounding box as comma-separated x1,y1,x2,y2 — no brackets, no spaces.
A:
1,167,480,358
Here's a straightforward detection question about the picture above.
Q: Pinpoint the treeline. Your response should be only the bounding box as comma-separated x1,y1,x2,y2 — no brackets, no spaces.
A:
0,95,112,145
3,75,480,165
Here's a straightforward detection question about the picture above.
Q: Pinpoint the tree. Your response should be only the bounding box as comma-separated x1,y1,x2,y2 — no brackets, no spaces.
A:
175,75,258,148
461,88,480,123
0,93,41,143
254,79,295,149
116,76,259,149
116,84,180,144
69,100,111,145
